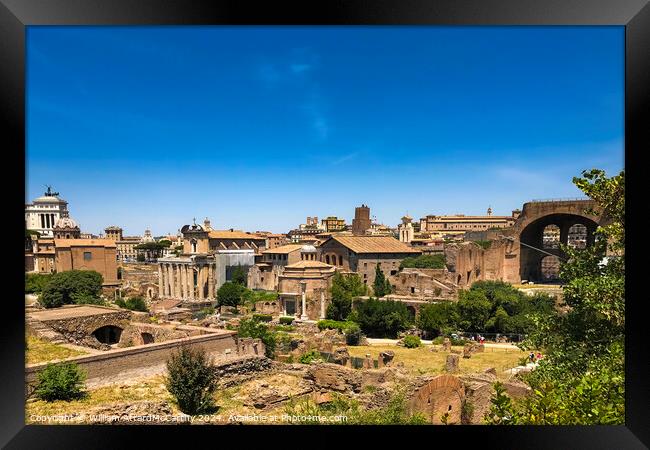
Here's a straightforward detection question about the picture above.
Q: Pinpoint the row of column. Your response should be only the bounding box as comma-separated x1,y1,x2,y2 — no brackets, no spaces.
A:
158,262,215,300
39,213,56,229
281,289,327,320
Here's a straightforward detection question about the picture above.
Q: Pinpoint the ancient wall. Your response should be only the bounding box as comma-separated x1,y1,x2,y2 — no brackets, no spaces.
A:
407,374,465,424
388,268,457,300
120,263,160,299
25,331,264,388
248,264,283,291
55,246,118,285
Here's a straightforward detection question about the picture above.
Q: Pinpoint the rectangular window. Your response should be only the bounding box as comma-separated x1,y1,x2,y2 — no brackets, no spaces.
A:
83,252,92,261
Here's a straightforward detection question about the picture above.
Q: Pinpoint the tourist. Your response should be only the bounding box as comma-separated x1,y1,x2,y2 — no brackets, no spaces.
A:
529,352,535,363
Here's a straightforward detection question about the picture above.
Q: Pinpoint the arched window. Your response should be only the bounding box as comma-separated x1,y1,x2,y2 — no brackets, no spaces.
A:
338,255,343,266
191,239,197,253
326,255,330,264
542,225,560,249
567,224,587,249
540,255,561,281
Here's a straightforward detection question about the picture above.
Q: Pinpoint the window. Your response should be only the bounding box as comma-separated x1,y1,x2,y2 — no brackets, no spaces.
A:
83,252,92,261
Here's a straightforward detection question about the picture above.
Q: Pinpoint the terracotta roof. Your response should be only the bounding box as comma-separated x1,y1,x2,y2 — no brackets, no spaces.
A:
328,236,421,254
208,230,265,240
285,260,335,269
263,244,303,254
54,239,117,248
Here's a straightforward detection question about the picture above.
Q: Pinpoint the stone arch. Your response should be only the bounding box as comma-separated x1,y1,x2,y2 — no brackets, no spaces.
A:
542,224,560,249
567,223,588,249
338,255,343,266
326,255,330,264
92,325,123,345
406,305,417,319
141,332,154,345
518,212,598,283
407,374,465,424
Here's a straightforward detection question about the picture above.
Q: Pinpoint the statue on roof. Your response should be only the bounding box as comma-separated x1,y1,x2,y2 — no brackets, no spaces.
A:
44,185,59,197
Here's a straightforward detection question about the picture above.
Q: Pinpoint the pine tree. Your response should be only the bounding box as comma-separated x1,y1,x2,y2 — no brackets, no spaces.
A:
373,264,388,297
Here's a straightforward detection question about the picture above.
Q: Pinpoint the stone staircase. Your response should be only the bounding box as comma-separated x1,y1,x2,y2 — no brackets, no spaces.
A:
26,316,67,344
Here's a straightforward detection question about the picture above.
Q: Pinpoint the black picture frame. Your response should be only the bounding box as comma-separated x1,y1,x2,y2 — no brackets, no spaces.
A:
2,0,648,447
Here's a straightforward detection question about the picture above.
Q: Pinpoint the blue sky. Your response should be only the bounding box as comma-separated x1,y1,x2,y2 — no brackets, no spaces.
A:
26,26,624,236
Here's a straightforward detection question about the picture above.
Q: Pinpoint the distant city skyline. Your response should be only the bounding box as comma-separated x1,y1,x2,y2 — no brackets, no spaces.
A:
26,26,624,236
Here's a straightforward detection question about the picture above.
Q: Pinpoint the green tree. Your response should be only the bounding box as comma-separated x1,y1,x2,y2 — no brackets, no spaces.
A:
241,289,277,312
487,169,625,425
231,265,247,287
216,281,245,311
40,270,103,308
456,290,492,331
237,317,276,358
25,273,52,294
353,297,412,338
372,264,391,297
417,302,459,337
165,346,218,415
326,272,367,321
116,296,148,312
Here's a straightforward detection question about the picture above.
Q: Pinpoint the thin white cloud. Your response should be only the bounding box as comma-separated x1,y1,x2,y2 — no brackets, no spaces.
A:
331,152,359,165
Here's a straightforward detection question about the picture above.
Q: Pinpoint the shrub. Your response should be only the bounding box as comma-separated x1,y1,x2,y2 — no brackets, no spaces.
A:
252,313,272,322
279,316,294,325
326,272,367,321
34,362,86,402
216,281,245,311
298,349,322,364
344,323,362,346
116,296,148,312
40,270,103,308
238,317,276,358
192,307,215,320
403,335,422,348
274,324,295,333
399,254,446,270
317,319,349,332
165,346,218,415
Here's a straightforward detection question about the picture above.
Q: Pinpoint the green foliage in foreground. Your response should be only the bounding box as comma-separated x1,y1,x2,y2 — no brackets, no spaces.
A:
284,390,427,425
326,272,367,321
352,298,413,338
298,349,323,364
34,362,87,402
165,346,218,415
485,169,625,425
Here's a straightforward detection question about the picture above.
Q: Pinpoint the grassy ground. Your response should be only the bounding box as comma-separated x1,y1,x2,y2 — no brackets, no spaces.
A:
26,336,87,365
26,375,176,422
347,344,525,378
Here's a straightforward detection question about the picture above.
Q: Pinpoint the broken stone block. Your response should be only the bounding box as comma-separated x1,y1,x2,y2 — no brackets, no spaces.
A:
446,354,460,373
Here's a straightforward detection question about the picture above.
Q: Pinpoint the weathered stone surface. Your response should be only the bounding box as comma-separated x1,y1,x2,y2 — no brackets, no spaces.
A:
305,363,362,393
378,350,395,367
329,347,350,366
239,373,313,409
407,374,465,424
484,367,497,377
214,355,274,388
312,391,333,405
442,338,451,351
446,354,459,373
361,367,396,386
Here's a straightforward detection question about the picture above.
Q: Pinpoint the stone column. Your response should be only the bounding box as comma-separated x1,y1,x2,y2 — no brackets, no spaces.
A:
189,266,195,299
168,264,175,298
208,264,215,299
300,282,308,320
182,265,188,299
198,265,204,299
158,265,164,297
320,289,326,319
176,265,182,299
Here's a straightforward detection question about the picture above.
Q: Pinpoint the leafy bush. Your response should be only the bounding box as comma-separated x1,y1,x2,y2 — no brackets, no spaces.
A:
279,316,294,325
317,319,350,332
40,270,103,308
252,313,272,322
352,298,413,338
34,362,86,401
274,324,295,333
25,273,52,294
237,317,276,358
402,335,422,348
165,346,218,415
298,349,322,364
417,302,460,337
116,296,148,312
192,307,215,320
473,240,492,250
399,254,446,270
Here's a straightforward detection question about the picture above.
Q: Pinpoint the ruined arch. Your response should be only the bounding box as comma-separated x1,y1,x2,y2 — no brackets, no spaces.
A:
92,325,123,345
540,255,561,281
519,213,598,283
141,332,154,344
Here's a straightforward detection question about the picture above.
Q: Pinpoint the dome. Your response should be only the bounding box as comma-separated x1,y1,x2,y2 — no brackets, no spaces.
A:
54,216,78,229
181,223,204,233
301,244,317,253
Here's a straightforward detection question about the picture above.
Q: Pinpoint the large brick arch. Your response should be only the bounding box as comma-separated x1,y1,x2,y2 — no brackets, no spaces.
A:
509,200,605,283
408,374,465,424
